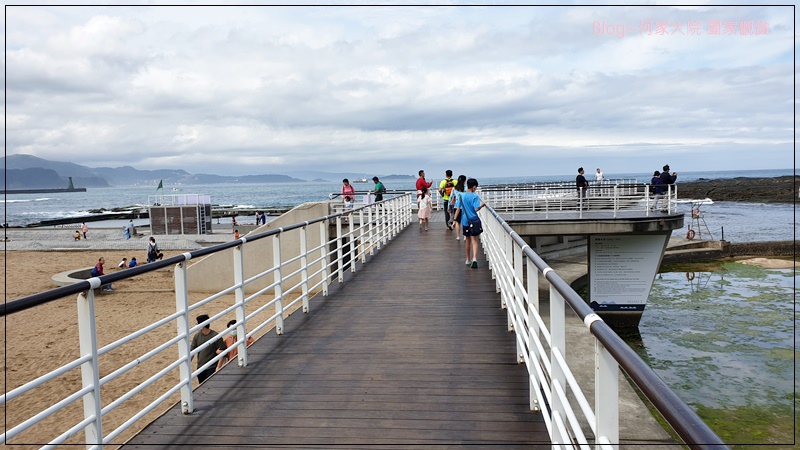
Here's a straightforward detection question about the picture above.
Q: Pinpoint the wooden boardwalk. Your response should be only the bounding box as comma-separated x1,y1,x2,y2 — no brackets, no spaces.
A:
123,213,550,448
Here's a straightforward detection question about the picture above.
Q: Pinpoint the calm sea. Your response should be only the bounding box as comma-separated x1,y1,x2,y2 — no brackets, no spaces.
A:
3,168,795,243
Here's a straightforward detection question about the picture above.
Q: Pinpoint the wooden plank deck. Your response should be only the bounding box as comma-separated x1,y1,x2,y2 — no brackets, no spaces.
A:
123,212,550,448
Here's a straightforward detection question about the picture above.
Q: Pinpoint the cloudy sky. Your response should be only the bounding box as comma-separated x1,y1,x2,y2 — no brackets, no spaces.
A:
4,2,794,178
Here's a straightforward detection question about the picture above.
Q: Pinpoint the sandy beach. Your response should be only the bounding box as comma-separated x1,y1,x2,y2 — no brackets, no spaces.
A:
2,228,295,447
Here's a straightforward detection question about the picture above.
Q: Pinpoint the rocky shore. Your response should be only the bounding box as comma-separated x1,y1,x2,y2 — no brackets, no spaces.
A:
677,176,798,203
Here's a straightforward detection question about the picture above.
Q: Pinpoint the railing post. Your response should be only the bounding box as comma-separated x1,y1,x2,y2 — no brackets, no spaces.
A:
232,244,248,366
367,203,375,256
77,290,103,447
513,240,524,350
526,255,540,412
300,225,310,313
320,220,329,296
359,208,367,264
273,234,285,335
174,261,193,413
336,215,344,283
389,200,396,240
613,185,619,219
596,339,619,449
550,285,567,436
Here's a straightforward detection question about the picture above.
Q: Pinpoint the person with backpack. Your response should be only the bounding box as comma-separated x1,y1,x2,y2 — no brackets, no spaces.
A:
147,237,163,263
372,176,386,202
439,170,456,229
649,170,662,211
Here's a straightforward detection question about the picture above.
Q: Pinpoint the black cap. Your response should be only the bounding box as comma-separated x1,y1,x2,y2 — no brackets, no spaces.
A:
663,164,670,171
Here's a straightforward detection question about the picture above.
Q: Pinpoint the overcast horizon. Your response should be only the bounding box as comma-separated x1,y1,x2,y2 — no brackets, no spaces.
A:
4,2,795,178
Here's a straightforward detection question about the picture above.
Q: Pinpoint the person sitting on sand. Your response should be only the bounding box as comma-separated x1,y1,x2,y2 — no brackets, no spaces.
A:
129,257,137,268
147,237,163,263
74,230,81,241
90,257,113,291
118,257,128,269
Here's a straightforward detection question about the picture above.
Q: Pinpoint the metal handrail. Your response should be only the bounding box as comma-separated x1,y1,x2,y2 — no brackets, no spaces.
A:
1,194,413,447
478,204,727,449
478,182,679,218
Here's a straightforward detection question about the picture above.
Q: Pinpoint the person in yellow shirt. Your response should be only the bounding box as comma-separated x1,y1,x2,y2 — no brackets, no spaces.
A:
438,169,456,229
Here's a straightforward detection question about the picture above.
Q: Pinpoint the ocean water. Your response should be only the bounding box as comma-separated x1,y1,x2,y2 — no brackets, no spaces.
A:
639,264,798,447
2,168,795,242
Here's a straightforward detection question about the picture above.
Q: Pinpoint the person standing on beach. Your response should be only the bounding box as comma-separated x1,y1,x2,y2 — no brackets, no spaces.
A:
81,222,88,239
217,319,255,370
191,314,226,384
128,219,137,237
416,170,432,197
439,170,455,229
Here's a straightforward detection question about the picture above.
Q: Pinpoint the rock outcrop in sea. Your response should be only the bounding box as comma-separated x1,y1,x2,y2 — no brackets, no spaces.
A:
677,176,797,203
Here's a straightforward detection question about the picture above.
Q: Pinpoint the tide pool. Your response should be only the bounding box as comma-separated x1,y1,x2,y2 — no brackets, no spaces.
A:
633,262,797,448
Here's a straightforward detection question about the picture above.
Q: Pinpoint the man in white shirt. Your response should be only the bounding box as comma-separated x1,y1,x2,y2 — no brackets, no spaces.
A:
596,168,604,182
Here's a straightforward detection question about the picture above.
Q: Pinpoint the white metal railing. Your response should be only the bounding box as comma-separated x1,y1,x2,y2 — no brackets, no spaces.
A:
0,194,412,448
479,181,679,219
476,205,726,449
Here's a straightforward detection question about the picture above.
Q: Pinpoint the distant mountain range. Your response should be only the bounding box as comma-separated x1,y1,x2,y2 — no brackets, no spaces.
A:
1,154,413,189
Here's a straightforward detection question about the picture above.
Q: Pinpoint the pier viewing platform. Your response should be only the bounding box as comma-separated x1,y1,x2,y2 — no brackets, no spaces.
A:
1,188,726,449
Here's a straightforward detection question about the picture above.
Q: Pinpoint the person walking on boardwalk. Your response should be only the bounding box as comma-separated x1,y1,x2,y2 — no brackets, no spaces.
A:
341,178,356,208
453,178,485,268
449,175,467,241
372,176,385,202
417,187,432,231
191,314,226,384
439,170,456,229
415,170,432,197
576,167,589,210
81,222,88,239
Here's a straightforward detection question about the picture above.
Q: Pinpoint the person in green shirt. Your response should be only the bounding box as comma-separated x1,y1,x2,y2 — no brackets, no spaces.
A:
191,314,227,384
372,176,386,202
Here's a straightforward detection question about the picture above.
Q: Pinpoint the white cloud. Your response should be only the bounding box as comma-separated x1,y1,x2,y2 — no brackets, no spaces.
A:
4,3,794,177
